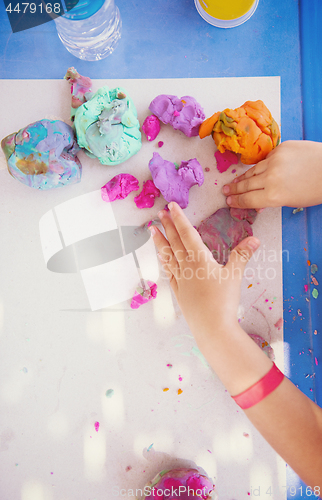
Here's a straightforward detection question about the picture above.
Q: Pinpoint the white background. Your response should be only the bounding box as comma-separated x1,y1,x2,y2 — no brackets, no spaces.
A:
0,77,285,500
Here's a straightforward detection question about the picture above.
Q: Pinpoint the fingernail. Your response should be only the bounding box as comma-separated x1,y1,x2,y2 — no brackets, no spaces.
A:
226,196,232,206
168,202,174,211
149,226,156,236
222,185,230,195
233,178,239,184
247,237,260,250
257,208,265,214
158,210,164,219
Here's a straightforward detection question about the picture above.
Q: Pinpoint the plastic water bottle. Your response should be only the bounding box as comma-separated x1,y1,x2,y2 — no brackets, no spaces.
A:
54,0,122,61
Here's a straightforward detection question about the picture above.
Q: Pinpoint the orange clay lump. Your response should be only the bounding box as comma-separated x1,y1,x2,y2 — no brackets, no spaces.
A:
199,100,280,165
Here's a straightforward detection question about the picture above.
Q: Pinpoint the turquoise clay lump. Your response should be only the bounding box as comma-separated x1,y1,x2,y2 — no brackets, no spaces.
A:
65,69,141,165
1,119,81,190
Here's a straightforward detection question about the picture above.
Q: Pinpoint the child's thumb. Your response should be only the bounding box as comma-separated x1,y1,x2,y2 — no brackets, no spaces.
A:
225,236,260,277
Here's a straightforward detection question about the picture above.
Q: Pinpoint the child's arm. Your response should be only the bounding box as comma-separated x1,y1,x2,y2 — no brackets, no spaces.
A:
150,202,322,491
222,140,322,209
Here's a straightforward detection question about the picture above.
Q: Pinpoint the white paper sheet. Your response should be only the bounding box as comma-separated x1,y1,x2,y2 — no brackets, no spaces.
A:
0,77,286,500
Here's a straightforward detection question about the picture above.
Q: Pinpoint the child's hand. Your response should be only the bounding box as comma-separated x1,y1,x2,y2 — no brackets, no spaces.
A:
149,202,260,341
222,140,322,209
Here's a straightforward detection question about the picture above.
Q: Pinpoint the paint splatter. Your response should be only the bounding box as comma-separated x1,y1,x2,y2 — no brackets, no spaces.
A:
205,167,210,172
105,389,114,398
126,466,132,472
292,207,303,214
314,329,318,335
167,364,173,368
312,275,319,286
158,141,164,148
311,264,318,274
243,432,249,438
94,421,100,432
178,375,183,381
232,169,236,174
163,388,169,392
297,309,302,316
304,284,309,292
248,284,252,288
178,389,183,395
315,357,319,366
147,443,154,451
312,288,319,299
307,260,311,266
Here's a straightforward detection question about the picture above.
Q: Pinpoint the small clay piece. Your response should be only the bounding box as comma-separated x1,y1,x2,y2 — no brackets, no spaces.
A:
101,174,139,202
64,67,93,120
142,115,161,141
130,280,157,309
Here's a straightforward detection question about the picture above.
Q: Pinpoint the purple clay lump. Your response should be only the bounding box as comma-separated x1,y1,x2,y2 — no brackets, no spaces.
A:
149,152,204,209
149,94,205,137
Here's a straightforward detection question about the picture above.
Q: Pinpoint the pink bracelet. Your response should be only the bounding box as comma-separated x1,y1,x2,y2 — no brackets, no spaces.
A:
231,363,285,409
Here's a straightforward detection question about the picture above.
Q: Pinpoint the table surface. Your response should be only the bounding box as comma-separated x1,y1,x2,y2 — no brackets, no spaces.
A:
0,0,321,497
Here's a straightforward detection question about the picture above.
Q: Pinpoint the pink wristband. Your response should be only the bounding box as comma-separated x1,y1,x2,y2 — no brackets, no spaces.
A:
231,363,285,409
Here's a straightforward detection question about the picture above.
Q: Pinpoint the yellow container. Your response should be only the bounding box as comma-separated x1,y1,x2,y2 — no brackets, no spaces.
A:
194,0,259,28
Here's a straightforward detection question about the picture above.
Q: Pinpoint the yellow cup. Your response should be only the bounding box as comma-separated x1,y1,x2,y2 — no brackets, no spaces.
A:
194,0,259,28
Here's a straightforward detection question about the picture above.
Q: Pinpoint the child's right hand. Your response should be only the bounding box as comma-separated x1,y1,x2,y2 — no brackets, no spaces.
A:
222,140,322,209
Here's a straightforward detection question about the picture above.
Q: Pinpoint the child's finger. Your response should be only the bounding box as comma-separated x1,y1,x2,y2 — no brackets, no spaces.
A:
167,202,206,253
148,225,179,282
222,174,264,196
158,209,188,263
226,190,267,209
225,236,261,280
224,160,268,191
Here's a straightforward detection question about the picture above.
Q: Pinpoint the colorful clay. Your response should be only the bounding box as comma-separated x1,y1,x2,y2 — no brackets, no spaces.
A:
73,85,141,165
134,180,161,208
149,152,204,209
149,94,205,137
197,207,257,265
199,100,280,164
143,468,216,500
130,280,157,309
65,67,93,120
1,119,81,190
215,150,238,173
142,115,161,141
101,174,139,202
